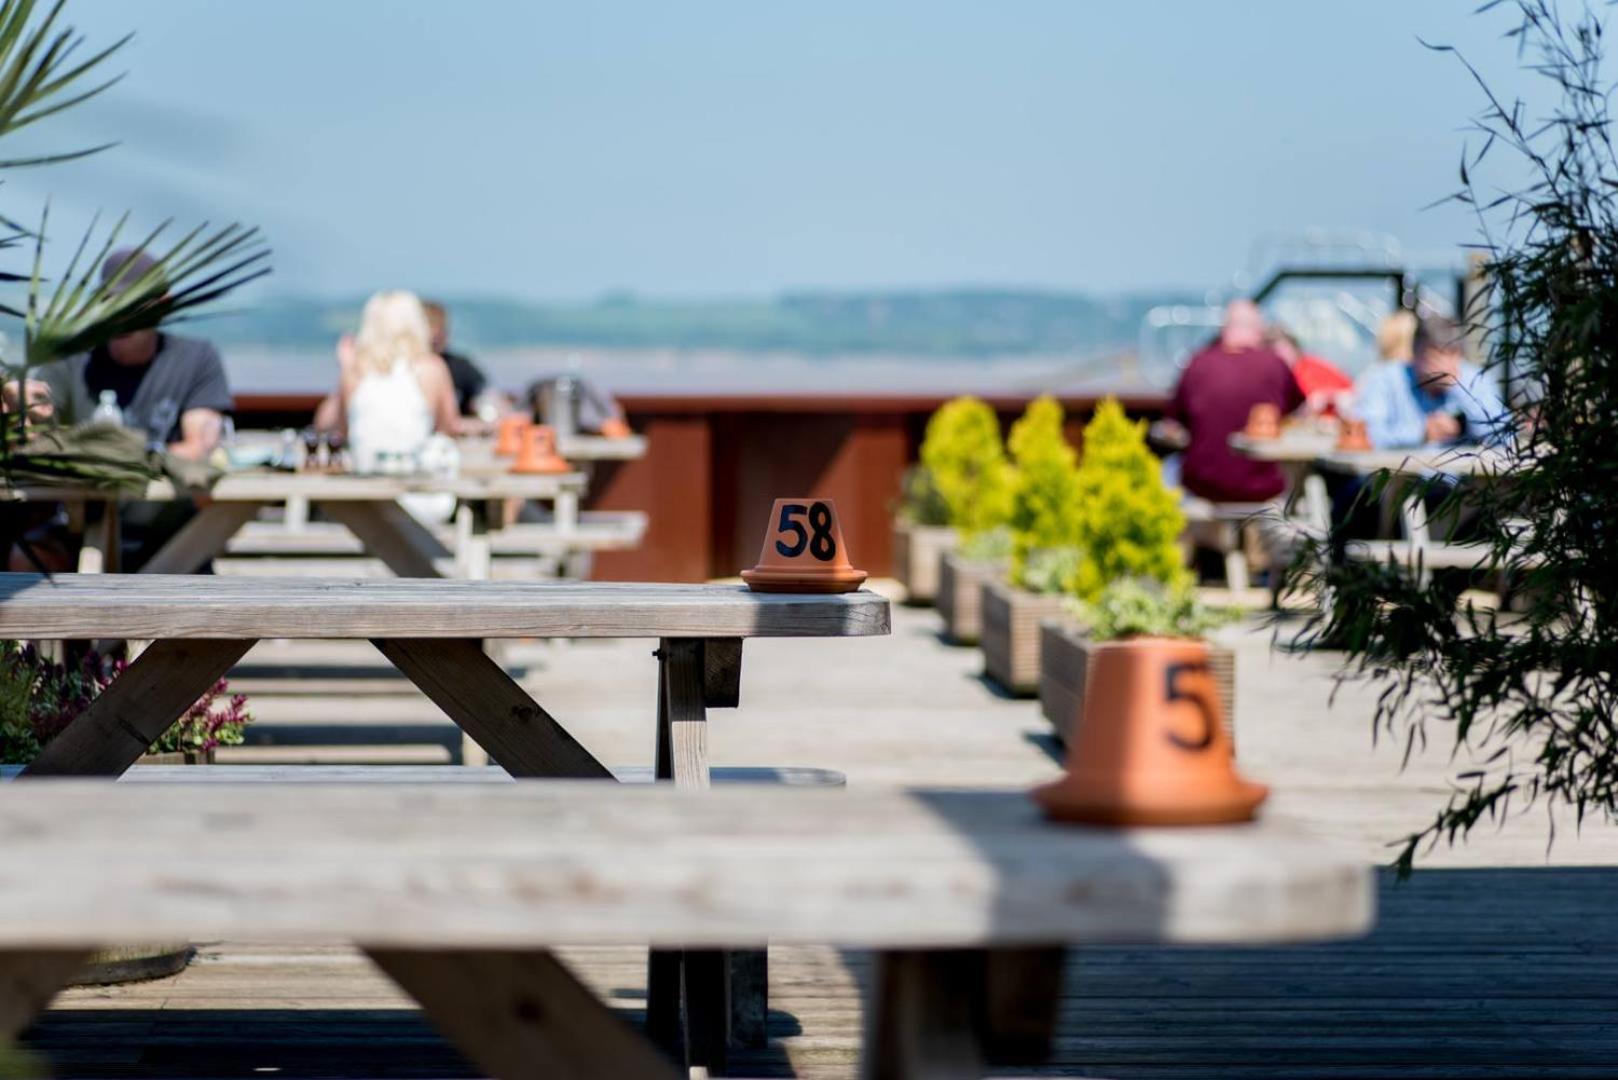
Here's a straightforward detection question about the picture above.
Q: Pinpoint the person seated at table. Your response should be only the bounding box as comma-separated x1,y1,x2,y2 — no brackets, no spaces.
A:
1352,314,1508,450
37,249,232,460
424,299,511,423
1330,315,1508,551
333,291,459,456
1159,300,1304,503
524,373,632,438
332,290,460,520
32,248,234,571
1265,325,1352,417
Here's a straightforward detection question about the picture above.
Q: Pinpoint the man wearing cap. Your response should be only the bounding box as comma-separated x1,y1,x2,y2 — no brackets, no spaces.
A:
31,248,234,571
37,248,232,460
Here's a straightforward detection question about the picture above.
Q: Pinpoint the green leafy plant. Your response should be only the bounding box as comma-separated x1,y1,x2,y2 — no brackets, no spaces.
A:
1006,395,1081,588
892,464,950,528
1020,544,1084,596
0,0,269,489
0,640,249,764
1280,1,1618,875
918,396,1013,538
1069,577,1238,642
957,524,1012,563
1069,397,1188,601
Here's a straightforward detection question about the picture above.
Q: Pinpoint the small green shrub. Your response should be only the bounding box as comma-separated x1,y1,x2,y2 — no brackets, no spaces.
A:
0,642,250,764
1069,398,1188,601
1021,545,1085,596
957,524,1013,563
1007,395,1082,588
918,396,1013,538
892,465,951,528
1067,577,1239,642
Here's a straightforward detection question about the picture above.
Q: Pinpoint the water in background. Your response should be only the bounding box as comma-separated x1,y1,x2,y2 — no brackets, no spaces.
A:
225,344,1140,399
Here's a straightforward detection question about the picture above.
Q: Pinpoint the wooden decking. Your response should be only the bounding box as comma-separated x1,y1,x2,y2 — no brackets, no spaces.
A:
20,588,1618,1077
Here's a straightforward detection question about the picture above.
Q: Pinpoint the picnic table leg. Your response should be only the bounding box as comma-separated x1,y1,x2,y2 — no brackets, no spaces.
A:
374,638,612,779
77,498,120,574
20,639,255,778
645,642,687,1059
138,501,265,575
862,950,986,1080
368,948,679,1080
323,500,452,579
645,638,757,1072
0,950,94,1042
980,946,1064,1065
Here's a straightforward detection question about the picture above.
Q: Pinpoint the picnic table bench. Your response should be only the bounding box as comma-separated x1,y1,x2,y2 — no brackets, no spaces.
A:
0,572,889,1059
0,781,1372,1079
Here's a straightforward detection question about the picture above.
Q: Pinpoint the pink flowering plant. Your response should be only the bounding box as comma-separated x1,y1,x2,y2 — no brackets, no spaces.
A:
0,642,249,763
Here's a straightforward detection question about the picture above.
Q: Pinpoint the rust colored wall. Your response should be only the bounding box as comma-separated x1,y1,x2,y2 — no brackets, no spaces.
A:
586,416,712,582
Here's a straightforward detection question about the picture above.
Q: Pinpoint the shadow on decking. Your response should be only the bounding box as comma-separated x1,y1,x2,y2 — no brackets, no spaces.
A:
21,1004,806,1079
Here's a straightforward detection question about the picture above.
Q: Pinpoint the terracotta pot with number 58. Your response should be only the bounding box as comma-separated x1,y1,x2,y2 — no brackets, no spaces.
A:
742,497,867,594
1033,636,1266,826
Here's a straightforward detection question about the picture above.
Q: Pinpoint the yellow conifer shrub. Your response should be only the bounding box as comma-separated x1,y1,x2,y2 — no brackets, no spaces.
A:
1068,397,1188,601
918,396,1013,539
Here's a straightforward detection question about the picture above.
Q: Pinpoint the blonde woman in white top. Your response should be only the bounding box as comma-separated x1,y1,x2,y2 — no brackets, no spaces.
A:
333,290,460,520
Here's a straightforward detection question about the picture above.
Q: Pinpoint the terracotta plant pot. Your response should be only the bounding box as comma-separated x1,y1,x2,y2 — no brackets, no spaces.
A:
1034,636,1266,826
936,552,1006,646
742,497,867,594
1039,622,1236,750
494,414,531,456
1245,402,1282,440
512,425,572,475
1336,419,1372,452
980,579,1068,695
891,521,958,606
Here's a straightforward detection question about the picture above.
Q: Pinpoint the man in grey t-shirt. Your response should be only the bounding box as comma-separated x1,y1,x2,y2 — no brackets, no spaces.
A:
37,249,232,460
32,248,234,571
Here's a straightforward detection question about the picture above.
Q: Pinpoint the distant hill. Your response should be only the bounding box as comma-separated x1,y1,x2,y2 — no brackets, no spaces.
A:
195,288,1200,357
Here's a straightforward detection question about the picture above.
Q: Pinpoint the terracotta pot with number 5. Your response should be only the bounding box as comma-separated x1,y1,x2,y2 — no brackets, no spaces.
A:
1033,636,1267,826
742,497,867,593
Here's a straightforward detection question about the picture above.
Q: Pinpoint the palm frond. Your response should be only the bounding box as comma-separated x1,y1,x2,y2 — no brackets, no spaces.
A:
18,213,270,369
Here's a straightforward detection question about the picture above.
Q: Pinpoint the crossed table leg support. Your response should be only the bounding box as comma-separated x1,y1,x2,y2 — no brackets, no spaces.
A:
14,632,762,1074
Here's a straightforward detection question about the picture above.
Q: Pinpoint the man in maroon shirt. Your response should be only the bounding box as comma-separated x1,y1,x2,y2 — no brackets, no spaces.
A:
1164,300,1304,503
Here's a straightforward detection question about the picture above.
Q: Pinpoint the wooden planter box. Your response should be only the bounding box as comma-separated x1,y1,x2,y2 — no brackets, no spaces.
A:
891,521,958,606
981,579,1070,696
936,553,1006,646
1039,622,1238,750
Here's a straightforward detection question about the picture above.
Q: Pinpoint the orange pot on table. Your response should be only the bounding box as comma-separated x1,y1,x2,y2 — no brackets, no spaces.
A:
1033,636,1267,826
1335,419,1372,452
511,425,571,475
1245,403,1281,440
600,417,632,439
741,497,867,594
495,415,531,456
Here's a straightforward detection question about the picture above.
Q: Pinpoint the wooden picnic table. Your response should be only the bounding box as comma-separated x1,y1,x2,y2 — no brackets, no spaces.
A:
1315,445,1513,477
0,467,588,577
1227,428,1340,464
0,571,889,1064
0,781,1372,1078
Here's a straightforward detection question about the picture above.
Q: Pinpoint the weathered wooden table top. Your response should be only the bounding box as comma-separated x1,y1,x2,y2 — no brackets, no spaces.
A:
0,468,586,504
1315,446,1514,477
0,573,892,639
1228,429,1340,462
0,783,1372,949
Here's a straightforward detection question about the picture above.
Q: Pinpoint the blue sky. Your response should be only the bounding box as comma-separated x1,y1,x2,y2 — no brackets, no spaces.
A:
1,1,1536,300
